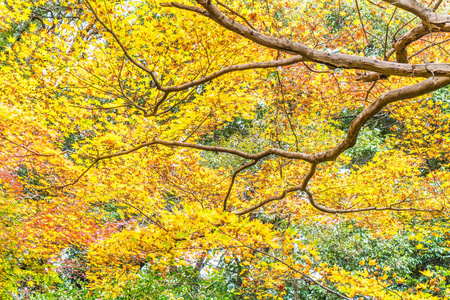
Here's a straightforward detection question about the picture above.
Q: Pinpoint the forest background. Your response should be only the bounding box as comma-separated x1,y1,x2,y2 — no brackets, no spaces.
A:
2,0,450,299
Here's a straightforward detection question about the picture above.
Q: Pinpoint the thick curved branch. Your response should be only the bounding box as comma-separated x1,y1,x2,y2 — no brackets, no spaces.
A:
379,0,450,64
359,22,450,80
147,92,169,116
381,0,432,23
360,3,450,79
381,0,450,25
314,76,450,162
30,15,46,28
191,0,450,78
393,23,450,63
235,76,450,215
87,0,303,104
394,24,429,63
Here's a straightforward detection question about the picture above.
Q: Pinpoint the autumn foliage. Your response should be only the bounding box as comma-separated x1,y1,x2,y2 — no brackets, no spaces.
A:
2,0,450,299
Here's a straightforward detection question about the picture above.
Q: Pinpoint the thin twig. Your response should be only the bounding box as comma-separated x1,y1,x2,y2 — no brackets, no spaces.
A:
355,0,370,48
216,0,258,31
384,8,397,61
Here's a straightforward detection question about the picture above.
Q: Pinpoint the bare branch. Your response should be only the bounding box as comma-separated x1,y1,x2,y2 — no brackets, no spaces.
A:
302,62,331,74
358,21,443,79
38,76,450,217
85,1,305,96
383,7,397,60
304,188,441,214
35,139,315,192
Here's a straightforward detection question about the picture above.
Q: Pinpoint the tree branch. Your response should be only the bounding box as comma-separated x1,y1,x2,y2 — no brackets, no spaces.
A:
96,140,316,163
223,160,258,212
160,56,304,92
235,76,450,215
314,76,450,162
235,164,317,215
191,0,450,78
381,0,450,25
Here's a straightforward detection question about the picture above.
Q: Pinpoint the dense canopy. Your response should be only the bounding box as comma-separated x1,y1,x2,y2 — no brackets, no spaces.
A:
2,0,450,299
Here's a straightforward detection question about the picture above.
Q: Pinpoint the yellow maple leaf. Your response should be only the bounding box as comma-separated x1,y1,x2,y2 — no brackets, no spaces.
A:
6,35,15,43
416,282,427,290
420,270,433,278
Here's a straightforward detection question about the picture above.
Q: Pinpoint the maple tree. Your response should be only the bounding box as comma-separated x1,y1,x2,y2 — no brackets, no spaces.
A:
2,0,450,299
